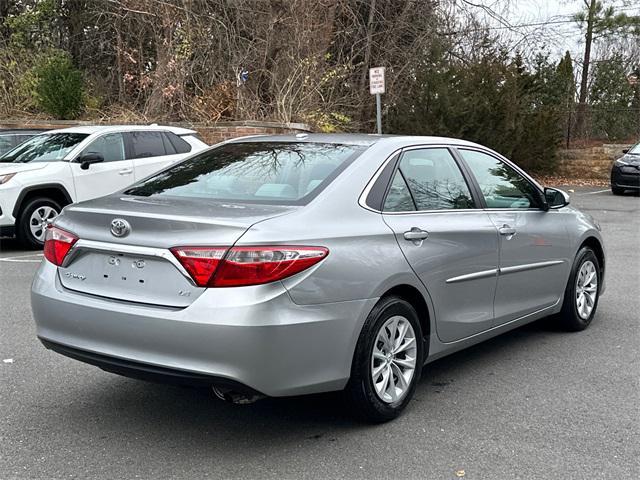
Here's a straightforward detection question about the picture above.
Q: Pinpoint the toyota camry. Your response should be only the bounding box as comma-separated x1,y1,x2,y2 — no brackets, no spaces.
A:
31,134,605,422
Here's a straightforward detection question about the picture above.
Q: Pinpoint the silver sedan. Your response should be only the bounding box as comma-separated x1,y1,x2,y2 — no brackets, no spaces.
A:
31,134,605,422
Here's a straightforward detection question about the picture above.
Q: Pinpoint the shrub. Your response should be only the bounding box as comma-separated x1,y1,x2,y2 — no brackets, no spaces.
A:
33,53,84,119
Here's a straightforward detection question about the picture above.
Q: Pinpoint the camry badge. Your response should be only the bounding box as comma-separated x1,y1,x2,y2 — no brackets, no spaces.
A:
110,218,131,238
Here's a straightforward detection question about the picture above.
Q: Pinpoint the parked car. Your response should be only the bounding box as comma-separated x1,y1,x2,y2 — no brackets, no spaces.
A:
0,125,207,247
0,128,49,156
611,141,640,195
31,134,605,422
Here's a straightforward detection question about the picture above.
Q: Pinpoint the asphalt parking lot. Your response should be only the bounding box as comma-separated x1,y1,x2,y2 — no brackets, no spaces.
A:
0,187,638,480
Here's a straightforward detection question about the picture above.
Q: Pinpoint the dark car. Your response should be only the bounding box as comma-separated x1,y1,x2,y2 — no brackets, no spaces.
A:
611,142,640,195
0,129,49,157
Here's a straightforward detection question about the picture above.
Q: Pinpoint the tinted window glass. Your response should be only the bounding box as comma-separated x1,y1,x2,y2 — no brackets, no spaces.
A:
165,132,192,154
161,133,177,155
129,131,167,158
0,133,89,163
459,149,541,209
125,142,364,204
0,135,14,156
80,133,125,162
399,148,474,210
383,170,416,212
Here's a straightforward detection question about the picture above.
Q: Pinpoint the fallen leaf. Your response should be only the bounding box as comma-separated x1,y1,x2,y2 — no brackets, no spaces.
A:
455,470,465,477
3,358,14,364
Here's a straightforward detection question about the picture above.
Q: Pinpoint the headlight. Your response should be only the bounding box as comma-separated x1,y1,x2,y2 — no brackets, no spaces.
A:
614,159,629,166
0,172,16,184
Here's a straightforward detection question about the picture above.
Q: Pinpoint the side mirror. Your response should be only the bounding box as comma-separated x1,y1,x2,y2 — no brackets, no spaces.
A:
77,152,104,170
544,187,570,210
622,149,629,154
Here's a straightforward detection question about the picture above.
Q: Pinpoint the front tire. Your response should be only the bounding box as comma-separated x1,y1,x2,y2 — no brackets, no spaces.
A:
346,295,424,423
557,247,601,331
611,185,624,195
17,197,61,249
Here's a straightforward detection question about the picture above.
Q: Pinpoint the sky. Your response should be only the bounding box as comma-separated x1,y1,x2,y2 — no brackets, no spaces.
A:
468,0,640,61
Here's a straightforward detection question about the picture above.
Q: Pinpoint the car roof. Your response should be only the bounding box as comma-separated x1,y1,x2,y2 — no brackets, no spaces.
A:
228,133,484,148
44,125,197,135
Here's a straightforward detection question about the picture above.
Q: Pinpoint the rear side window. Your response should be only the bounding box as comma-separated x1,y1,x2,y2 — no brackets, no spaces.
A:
125,142,365,205
384,171,415,212
164,132,192,154
128,131,167,159
399,148,474,210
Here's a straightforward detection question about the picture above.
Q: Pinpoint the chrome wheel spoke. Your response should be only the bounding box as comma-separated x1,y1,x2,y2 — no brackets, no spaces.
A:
575,260,598,320
371,315,417,404
28,205,58,241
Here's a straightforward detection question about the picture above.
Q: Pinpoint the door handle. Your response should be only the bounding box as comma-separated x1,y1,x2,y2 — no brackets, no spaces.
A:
498,224,517,236
403,228,429,244
118,168,133,175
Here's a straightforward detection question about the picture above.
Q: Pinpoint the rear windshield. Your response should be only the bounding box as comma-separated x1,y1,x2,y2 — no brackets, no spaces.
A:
125,142,365,204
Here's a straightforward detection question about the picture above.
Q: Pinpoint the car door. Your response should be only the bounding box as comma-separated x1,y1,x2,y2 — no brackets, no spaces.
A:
126,131,184,180
456,148,572,325
70,132,135,201
381,147,500,343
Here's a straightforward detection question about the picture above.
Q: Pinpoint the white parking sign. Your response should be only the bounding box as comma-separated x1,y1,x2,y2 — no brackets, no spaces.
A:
369,67,385,95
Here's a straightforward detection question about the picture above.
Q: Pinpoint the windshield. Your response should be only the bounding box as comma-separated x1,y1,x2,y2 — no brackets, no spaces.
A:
628,143,640,155
0,133,89,163
125,142,365,204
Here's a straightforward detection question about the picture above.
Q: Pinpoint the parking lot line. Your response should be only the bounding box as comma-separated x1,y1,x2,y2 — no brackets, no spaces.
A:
0,253,44,263
580,189,611,195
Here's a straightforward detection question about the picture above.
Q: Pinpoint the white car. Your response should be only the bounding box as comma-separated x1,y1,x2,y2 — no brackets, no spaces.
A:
0,125,207,247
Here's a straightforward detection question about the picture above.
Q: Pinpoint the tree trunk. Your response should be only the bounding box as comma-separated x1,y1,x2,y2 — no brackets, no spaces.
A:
575,0,596,138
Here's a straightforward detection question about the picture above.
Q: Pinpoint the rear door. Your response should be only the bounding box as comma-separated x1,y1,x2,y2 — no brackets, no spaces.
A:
126,131,186,180
381,147,499,343
456,148,571,325
70,132,135,201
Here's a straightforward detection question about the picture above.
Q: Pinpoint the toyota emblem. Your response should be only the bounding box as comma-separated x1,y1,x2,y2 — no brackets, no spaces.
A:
110,218,131,238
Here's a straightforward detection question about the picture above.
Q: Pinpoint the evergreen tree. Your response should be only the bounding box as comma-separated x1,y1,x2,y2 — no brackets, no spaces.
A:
589,54,637,140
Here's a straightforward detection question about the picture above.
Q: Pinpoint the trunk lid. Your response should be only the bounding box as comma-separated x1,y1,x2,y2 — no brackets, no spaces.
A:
55,194,297,307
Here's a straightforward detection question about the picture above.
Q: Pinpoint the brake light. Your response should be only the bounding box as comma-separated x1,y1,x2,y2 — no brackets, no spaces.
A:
171,246,328,287
170,247,227,287
43,225,78,266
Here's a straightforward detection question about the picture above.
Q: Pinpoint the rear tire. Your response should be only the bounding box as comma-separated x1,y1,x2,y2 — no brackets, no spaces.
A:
556,247,601,331
16,197,61,249
611,185,624,195
346,295,424,423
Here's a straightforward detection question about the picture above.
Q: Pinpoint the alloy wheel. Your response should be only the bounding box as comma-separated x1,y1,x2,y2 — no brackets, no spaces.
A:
575,260,598,320
29,206,58,241
371,315,417,403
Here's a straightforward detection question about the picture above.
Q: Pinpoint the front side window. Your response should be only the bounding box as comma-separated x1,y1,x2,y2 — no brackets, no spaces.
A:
0,133,89,163
125,142,365,204
128,131,167,159
397,148,474,210
79,133,125,162
458,149,541,209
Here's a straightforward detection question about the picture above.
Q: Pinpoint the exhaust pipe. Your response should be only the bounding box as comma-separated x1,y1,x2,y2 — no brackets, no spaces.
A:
212,386,264,405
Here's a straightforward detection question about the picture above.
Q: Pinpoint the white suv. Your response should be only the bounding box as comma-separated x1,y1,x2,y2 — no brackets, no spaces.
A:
0,125,208,247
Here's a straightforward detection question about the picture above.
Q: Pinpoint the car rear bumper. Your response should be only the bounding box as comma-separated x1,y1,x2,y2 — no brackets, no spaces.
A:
31,260,376,397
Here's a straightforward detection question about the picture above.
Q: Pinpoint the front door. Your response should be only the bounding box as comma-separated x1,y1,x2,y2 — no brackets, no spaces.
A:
457,148,572,325
70,133,135,201
381,147,499,343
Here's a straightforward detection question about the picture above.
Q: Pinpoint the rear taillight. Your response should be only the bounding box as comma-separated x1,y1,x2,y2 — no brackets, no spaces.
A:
170,247,227,287
43,225,78,266
171,246,328,288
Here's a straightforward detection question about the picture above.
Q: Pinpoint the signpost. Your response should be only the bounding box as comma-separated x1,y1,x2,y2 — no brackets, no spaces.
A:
369,67,385,134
